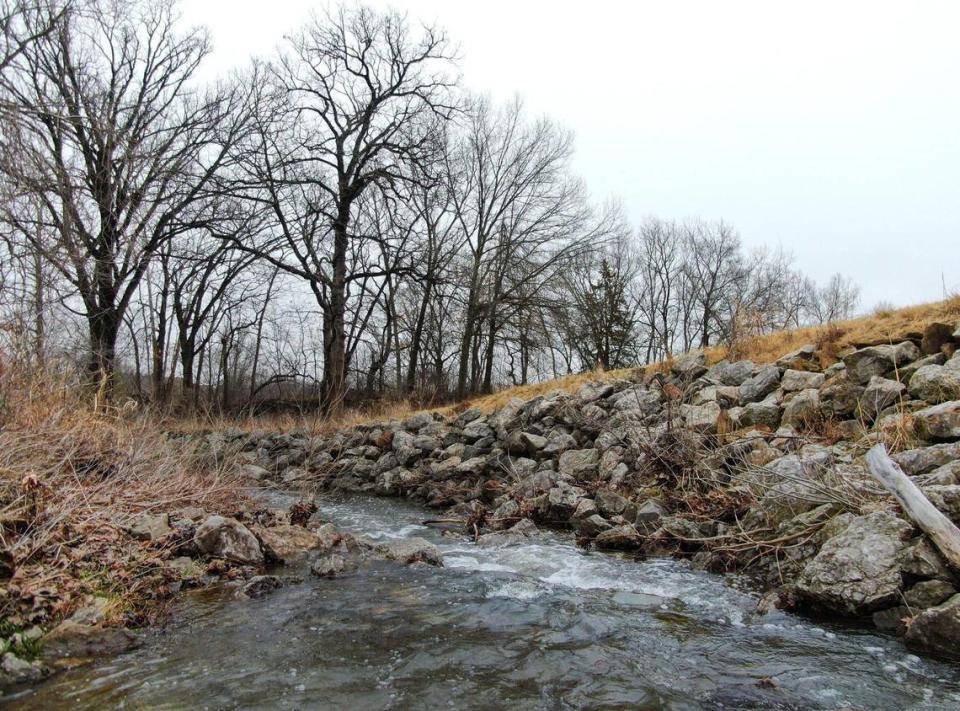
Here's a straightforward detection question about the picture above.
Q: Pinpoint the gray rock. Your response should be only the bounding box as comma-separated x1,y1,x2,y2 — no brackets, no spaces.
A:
41,622,142,660
125,512,171,541
708,360,755,386
776,344,819,371
905,594,960,659
461,421,495,443
311,554,353,577
456,456,488,477
904,579,956,610
859,376,906,419
571,497,599,521
413,434,442,451
238,464,270,481
281,467,309,484
634,499,665,530
194,515,264,565
452,408,483,428
508,519,539,536
402,412,435,432
671,350,708,379
576,381,614,403
892,441,960,475
594,489,632,517
391,431,421,465
909,365,960,404
575,513,612,536
238,575,285,598
610,386,662,415
818,372,865,419
679,401,723,434
547,484,586,519
920,484,960,523
377,538,443,567
898,537,951,580
900,353,947,383
594,524,643,550
781,369,825,392
739,365,781,404
842,342,920,385
741,397,782,429
0,651,48,686
558,448,600,478
254,524,323,561
542,431,578,455
914,460,960,486
796,511,912,615
914,401,960,442
492,499,521,528
781,389,820,428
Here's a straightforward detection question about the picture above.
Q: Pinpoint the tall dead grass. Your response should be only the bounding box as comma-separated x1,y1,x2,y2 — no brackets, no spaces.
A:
0,363,247,628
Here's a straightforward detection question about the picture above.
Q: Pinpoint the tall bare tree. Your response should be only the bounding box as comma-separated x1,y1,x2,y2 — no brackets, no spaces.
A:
0,0,242,389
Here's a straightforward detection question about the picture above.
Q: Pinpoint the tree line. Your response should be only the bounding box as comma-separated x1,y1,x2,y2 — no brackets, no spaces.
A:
0,0,860,415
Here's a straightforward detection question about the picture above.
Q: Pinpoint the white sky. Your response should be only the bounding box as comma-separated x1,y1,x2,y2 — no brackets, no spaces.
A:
181,0,960,310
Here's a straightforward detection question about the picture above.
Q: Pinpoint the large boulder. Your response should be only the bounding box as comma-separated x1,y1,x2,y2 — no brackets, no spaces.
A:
842,342,920,385
679,401,724,434
914,401,960,442
194,515,264,565
671,350,707,380
254,525,323,561
921,322,957,356
781,369,825,392
892,441,960,475
782,389,820,428
776,344,820,372
376,538,443,567
795,511,912,615
391,431,421,465
41,622,142,660
739,365,781,404
124,512,172,541
740,397,782,429
905,594,960,659
859,376,906,420
708,360,755,386
610,386,662,416
594,524,642,550
909,365,960,405
558,449,600,478
818,372,865,419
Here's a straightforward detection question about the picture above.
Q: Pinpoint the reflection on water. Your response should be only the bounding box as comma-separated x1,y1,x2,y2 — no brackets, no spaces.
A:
9,494,960,710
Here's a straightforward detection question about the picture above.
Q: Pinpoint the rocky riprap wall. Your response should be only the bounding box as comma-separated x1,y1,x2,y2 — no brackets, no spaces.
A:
217,322,960,660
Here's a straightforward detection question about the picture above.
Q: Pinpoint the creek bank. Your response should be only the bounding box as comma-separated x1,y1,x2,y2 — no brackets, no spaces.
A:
203,323,960,661
0,495,440,694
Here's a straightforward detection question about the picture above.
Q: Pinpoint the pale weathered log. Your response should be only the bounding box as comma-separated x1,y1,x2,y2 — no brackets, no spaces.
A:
865,443,960,571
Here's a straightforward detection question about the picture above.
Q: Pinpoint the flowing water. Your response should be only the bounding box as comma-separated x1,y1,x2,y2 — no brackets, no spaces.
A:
9,494,960,710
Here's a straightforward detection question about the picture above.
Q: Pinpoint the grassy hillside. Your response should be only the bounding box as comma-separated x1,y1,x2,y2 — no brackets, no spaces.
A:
456,296,960,415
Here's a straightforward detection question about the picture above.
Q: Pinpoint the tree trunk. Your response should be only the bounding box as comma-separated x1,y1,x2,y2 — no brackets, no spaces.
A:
866,444,960,571
324,208,350,415
406,279,433,393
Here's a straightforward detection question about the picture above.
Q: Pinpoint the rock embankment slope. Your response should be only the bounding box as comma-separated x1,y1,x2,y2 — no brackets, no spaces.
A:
215,321,960,659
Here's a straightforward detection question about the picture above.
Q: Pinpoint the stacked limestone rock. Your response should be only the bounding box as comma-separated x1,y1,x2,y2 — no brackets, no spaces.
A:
216,320,960,659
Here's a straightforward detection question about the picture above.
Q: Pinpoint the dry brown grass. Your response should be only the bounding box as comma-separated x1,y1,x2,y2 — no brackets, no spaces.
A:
710,296,960,367
156,296,960,433
460,297,960,415
0,365,248,630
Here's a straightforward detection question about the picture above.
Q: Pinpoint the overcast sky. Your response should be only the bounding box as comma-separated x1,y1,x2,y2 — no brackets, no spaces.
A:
182,0,959,310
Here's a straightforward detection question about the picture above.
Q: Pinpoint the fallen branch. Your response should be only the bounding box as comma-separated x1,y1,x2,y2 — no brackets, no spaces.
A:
866,443,960,571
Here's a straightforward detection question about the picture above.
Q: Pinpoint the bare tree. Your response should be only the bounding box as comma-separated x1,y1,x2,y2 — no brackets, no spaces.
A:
0,0,243,390
230,5,458,413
